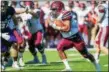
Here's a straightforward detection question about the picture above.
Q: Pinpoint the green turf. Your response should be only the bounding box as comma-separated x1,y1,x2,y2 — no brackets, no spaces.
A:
4,50,109,72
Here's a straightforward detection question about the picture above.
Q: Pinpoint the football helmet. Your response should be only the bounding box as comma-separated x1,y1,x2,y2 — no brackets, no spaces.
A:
51,1,64,13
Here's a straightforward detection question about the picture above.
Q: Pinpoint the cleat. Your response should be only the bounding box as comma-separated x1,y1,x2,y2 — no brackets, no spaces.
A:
1,65,5,71
19,58,25,67
42,54,47,64
42,62,47,65
12,62,21,70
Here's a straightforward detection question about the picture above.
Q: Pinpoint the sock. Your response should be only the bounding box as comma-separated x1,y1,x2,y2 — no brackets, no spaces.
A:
13,61,18,65
62,59,71,69
95,53,99,59
18,52,23,58
42,53,47,64
92,61,101,72
34,55,40,63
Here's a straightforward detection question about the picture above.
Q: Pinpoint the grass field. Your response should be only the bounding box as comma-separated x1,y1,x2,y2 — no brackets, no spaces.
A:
4,49,108,72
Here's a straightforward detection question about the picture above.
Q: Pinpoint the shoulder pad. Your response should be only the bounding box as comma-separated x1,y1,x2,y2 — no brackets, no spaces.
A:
61,10,72,20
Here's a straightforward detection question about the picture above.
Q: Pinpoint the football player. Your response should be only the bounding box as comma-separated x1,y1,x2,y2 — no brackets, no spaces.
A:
45,1,101,71
26,1,47,64
1,1,23,70
94,1,109,62
75,2,94,45
10,1,32,68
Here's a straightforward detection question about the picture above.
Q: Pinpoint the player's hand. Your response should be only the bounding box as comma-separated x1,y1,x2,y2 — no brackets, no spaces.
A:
1,33,10,41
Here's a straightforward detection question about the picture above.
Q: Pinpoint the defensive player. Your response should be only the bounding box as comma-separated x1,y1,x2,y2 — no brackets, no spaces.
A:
94,1,109,62
45,1,101,71
10,1,32,68
1,1,23,70
26,1,47,64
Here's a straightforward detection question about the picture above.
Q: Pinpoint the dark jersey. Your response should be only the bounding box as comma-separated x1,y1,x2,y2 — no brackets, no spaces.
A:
1,6,15,31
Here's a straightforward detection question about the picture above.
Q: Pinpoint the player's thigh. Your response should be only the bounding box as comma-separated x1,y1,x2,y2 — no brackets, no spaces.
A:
72,33,88,54
34,31,43,45
57,38,73,51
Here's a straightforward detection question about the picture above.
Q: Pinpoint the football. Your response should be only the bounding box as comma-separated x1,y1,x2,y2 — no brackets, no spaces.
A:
54,20,64,27
90,16,98,25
